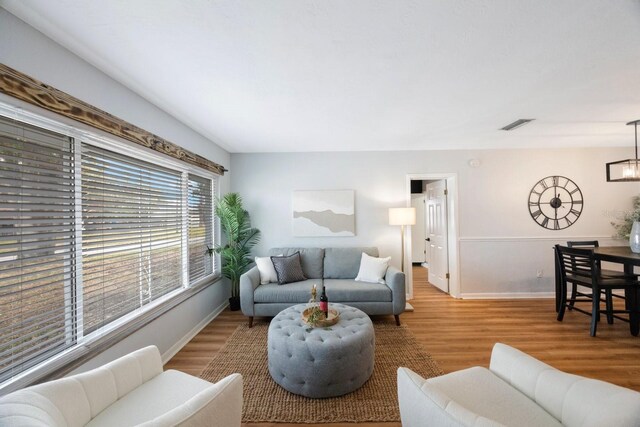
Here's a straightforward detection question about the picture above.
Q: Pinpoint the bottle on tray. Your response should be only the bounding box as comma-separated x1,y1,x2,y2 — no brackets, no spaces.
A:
319,285,329,319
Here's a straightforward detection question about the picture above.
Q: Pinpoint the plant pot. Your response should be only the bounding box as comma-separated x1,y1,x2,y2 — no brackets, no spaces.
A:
229,296,241,311
630,221,640,254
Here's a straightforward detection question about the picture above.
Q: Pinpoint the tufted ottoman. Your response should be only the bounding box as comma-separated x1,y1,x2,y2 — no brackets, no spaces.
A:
267,303,375,398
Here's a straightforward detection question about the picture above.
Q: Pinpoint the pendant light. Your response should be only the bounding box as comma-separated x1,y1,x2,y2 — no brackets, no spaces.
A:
606,120,640,182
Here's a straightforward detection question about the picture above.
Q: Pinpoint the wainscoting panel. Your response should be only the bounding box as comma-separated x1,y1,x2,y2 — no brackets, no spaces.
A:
458,236,624,298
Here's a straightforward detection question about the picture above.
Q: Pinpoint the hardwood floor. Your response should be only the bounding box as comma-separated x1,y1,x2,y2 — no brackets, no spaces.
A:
165,266,640,426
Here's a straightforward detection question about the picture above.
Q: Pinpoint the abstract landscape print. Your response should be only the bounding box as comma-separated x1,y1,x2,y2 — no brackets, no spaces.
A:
292,190,355,236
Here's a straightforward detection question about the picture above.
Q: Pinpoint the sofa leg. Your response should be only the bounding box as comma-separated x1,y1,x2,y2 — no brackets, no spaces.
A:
395,315,401,326
248,317,253,328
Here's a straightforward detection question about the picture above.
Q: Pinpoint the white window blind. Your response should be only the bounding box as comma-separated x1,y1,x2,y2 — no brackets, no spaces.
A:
0,106,220,390
81,144,183,335
188,174,214,283
0,117,76,383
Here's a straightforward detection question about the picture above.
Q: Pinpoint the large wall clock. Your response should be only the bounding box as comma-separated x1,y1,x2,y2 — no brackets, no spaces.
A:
528,175,583,230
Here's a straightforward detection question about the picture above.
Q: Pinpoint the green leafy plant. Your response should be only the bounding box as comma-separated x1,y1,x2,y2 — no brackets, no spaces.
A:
611,195,640,239
207,193,260,300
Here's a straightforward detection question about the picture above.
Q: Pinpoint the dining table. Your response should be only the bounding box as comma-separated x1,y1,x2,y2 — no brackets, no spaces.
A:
554,245,640,336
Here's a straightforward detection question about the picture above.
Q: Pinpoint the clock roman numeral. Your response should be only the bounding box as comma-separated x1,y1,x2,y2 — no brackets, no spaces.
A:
570,208,581,216
566,217,574,227
529,201,538,206
570,188,581,194
553,219,560,230
552,176,559,186
541,217,549,228
540,180,549,189
573,200,583,205
531,210,542,219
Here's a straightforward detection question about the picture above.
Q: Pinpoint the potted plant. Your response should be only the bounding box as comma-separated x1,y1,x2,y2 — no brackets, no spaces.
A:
611,194,640,239
208,193,260,310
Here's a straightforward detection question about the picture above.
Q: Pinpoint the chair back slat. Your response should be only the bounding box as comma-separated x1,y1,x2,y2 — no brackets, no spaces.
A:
555,245,598,286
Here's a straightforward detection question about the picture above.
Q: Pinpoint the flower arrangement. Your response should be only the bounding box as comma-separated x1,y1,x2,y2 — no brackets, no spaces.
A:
305,284,325,326
611,195,640,239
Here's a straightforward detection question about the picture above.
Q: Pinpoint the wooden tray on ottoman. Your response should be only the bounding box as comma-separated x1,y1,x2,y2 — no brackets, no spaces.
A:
302,307,340,327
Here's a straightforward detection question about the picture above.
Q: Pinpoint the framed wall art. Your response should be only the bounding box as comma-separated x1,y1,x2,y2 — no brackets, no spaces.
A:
292,190,355,237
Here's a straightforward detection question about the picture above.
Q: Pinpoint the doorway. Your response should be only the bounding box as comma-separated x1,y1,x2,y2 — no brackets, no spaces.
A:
404,174,460,300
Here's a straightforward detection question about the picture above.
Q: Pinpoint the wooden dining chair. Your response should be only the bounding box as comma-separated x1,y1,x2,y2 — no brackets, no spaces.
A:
566,240,632,323
555,244,638,336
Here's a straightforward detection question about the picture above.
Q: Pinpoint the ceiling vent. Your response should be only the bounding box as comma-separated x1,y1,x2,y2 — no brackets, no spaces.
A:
500,119,535,131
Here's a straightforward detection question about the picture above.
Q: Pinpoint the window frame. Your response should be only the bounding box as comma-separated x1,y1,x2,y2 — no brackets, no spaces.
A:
0,100,221,394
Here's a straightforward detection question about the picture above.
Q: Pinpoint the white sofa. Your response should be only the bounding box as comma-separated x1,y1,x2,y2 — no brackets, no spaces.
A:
398,343,640,427
0,346,242,427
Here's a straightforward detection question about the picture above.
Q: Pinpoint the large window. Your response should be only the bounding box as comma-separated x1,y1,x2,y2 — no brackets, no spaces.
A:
188,174,214,284
0,120,75,384
0,114,218,387
81,145,184,334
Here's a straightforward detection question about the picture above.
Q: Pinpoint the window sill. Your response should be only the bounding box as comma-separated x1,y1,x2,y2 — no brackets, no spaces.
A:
1,274,222,395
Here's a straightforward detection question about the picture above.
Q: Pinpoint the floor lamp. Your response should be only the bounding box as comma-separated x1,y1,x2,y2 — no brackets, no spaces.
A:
389,207,416,273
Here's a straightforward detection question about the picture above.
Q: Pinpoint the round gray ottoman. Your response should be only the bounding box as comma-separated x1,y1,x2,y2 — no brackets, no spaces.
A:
267,303,375,398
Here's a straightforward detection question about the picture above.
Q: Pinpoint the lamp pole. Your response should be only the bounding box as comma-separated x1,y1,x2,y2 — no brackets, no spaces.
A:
389,207,416,274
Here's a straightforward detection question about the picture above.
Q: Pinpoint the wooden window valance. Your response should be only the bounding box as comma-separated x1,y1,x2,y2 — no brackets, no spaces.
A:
0,63,226,175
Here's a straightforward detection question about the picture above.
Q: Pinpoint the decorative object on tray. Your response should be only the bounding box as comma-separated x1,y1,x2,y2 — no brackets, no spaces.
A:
302,284,339,327
302,307,340,327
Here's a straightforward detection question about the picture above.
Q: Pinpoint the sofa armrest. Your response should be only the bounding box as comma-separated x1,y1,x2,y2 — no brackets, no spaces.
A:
139,373,243,427
385,266,406,315
240,266,261,316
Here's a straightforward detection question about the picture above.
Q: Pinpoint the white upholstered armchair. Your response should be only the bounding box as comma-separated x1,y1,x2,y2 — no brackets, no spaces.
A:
398,343,640,427
0,346,242,427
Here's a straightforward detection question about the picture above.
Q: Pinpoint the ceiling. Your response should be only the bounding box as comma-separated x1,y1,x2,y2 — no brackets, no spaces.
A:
2,0,640,153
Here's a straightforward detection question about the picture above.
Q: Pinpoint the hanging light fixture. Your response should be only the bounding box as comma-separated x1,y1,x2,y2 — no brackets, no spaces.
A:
606,120,640,182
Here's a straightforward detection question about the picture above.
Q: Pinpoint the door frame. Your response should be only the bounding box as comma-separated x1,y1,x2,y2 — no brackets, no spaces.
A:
405,173,461,299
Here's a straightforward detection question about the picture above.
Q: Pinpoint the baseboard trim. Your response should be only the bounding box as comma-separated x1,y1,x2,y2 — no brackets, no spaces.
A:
460,292,555,300
161,300,229,364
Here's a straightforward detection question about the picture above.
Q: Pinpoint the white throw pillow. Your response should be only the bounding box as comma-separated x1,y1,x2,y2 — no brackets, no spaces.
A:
255,255,281,285
355,252,391,284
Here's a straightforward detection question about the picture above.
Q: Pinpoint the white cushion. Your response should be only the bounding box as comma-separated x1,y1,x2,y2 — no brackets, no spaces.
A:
86,370,221,427
255,255,280,284
355,252,390,284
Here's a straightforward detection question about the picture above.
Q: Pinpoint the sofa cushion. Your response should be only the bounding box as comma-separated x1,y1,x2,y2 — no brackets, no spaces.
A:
426,366,561,427
355,252,391,284
255,256,280,284
324,279,392,302
324,247,379,279
86,370,215,427
269,248,324,279
271,253,307,285
254,279,317,303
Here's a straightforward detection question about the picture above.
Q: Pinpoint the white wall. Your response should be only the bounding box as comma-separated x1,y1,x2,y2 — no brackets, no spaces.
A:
0,10,232,370
231,148,639,297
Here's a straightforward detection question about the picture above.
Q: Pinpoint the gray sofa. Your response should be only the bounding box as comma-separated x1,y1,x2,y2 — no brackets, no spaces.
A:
240,247,406,327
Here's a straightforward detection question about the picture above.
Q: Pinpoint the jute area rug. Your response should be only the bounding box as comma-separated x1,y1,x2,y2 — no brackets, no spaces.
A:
199,322,443,423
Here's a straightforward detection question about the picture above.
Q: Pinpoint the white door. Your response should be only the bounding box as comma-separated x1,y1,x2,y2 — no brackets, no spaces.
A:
426,180,449,293
411,194,426,263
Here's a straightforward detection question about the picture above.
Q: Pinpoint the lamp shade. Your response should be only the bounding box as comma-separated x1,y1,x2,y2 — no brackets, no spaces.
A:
389,207,416,226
